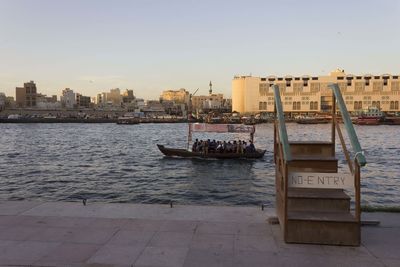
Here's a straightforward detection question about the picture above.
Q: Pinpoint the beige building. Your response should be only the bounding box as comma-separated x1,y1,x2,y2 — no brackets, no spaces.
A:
192,94,224,110
107,88,122,105
15,81,37,107
232,69,400,114
160,88,189,105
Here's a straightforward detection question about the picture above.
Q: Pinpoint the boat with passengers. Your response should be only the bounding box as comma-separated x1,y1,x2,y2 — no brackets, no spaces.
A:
157,123,266,159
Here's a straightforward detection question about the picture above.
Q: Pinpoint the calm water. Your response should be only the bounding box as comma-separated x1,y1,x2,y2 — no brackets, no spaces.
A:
0,123,398,207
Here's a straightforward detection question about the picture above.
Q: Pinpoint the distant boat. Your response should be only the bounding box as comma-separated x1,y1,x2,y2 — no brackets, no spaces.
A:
295,116,331,124
353,106,384,125
116,116,140,125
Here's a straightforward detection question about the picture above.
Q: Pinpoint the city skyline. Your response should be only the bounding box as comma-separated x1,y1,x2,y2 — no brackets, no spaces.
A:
0,0,399,99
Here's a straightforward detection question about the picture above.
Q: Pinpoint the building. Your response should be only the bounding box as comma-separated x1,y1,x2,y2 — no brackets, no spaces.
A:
76,93,91,108
96,92,108,105
15,81,37,107
232,69,400,114
107,88,122,106
142,100,165,116
60,88,76,109
0,93,6,110
122,89,135,103
160,88,190,105
36,94,60,109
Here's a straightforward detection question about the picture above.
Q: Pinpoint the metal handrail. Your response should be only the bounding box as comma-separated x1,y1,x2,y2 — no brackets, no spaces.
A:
273,85,292,162
328,83,367,166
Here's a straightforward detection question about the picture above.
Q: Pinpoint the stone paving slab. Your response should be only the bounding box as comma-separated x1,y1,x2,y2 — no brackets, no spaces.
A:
0,201,398,266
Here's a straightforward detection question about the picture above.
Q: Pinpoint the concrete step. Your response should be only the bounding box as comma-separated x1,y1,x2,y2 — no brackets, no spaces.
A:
288,188,350,212
286,211,360,246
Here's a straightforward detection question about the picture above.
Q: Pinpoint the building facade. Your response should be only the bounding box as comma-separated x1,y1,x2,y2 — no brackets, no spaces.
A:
0,93,5,110
76,93,91,108
107,88,122,106
15,81,37,107
160,88,190,105
232,69,400,114
60,88,76,109
122,89,135,103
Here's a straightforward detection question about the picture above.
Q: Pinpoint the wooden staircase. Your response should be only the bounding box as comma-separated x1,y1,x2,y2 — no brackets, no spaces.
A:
273,84,366,246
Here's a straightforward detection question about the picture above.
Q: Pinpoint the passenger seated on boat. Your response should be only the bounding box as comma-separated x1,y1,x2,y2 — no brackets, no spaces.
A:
216,141,223,153
226,141,233,153
233,141,238,153
209,139,217,152
192,139,199,152
197,140,204,152
222,141,227,152
204,140,209,155
238,140,243,154
242,141,247,153
246,140,256,153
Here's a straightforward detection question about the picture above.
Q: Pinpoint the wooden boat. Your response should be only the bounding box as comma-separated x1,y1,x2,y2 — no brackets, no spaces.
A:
353,117,380,125
157,123,266,159
295,116,331,124
157,144,266,159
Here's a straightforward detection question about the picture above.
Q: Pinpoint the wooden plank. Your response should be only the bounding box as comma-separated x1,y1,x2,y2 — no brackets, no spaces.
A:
288,188,350,200
288,172,353,189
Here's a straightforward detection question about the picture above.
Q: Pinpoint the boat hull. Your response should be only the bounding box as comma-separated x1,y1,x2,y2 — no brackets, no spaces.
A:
157,144,266,159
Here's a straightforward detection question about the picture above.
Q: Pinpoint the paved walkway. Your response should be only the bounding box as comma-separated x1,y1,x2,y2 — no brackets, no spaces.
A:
0,201,398,266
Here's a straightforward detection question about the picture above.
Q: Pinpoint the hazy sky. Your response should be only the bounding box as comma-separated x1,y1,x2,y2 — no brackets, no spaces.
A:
0,0,399,99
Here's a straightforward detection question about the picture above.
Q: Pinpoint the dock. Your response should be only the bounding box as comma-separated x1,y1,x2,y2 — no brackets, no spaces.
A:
0,201,398,266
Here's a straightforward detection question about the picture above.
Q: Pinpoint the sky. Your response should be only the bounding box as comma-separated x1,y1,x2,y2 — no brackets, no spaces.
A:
0,0,399,99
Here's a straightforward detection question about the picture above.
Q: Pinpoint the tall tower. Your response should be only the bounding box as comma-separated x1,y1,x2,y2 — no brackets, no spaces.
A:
209,81,212,95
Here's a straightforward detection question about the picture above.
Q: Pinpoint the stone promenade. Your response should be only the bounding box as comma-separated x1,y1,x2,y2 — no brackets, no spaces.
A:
0,201,398,266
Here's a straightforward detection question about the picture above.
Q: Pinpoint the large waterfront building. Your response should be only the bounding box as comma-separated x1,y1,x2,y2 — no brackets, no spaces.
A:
60,88,76,109
160,88,190,105
232,69,400,114
15,81,37,108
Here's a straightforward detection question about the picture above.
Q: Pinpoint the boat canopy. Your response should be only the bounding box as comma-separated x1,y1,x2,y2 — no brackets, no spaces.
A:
190,123,255,133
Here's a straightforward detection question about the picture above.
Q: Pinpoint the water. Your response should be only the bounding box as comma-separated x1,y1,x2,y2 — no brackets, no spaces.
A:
0,123,398,207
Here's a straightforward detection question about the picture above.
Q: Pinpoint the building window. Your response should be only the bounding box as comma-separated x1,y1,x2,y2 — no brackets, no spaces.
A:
259,102,267,110
391,81,400,91
355,82,364,92
310,83,320,92
354,101,362,110
310,101,318,110
293,83,303,93
390,101,396,109
293,101,301,110
373,81,383,91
